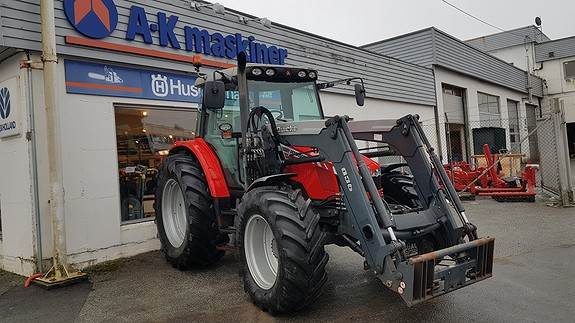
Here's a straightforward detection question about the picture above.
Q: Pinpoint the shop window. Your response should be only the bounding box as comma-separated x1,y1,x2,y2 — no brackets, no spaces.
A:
115,106,198,223
478,92,501,126
564,60,575,81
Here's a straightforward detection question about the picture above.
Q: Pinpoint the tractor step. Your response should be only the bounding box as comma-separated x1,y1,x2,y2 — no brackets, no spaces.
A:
393,237,495,306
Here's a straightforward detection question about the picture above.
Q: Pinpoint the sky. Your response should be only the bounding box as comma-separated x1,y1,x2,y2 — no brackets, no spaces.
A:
214,0,575,46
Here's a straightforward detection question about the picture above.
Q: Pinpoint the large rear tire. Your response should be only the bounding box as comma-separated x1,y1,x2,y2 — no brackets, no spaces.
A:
154,154,224,269
238,186,329,314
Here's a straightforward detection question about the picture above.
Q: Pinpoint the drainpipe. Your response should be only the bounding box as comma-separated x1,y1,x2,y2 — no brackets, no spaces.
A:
40,0,69,279
24,51,43,273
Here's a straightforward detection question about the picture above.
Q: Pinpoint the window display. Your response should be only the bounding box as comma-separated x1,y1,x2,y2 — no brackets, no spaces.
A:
115,106,198,223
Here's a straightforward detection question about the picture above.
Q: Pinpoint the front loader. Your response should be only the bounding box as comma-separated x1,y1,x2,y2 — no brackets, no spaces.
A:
154,52,494,314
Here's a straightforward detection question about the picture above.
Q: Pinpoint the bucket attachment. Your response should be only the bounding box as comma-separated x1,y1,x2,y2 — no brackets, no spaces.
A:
394,237,494,306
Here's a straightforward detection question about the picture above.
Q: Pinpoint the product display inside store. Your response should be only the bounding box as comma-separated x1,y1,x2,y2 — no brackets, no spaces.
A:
115,106,198,223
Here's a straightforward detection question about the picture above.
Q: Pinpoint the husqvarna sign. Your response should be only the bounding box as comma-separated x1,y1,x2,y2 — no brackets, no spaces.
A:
63,0,289,65
64,60,201,103
0,78,21,138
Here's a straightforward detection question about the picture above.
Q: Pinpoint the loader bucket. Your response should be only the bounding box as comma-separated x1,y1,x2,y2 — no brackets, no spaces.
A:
395,237,495,306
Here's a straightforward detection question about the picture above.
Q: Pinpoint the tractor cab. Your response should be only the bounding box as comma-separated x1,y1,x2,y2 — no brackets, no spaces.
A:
194,64,364,190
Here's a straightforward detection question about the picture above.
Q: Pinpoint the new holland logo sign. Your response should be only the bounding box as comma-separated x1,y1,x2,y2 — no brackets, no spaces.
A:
63,0,289,65
0,79,20,138
0,87,10,120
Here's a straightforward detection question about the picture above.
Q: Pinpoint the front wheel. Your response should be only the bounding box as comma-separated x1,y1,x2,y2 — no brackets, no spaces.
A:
154,154,224,269
238,186,329,314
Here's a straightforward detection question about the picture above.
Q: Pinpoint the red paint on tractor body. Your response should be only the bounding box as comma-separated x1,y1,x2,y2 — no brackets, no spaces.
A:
171,138,231,198
284,146,380,200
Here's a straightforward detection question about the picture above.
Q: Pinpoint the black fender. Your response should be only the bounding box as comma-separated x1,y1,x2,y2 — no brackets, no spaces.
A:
246,173,297,192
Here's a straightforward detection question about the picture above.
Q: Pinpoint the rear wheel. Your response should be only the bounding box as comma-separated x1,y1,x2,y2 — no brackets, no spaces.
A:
238,186,329,314
154,154,224,269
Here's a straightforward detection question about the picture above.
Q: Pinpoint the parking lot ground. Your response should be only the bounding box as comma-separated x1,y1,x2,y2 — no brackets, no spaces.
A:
1,197,575,322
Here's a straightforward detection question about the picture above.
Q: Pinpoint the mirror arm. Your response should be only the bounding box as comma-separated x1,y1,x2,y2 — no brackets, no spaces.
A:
317,77,366,90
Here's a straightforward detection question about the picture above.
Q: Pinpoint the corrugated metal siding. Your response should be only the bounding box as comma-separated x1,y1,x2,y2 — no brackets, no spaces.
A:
364,28,544,98
465,26,549,52
535,37,575,62
362,29,435,67
0,0,437,106
0,46,21,63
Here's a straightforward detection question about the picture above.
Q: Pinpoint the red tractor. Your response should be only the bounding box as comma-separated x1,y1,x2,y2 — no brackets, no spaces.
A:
154,53,494,314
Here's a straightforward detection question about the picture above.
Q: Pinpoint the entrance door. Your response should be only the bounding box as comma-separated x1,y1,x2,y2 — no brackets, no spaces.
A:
526,104,540,162
442,85,467,161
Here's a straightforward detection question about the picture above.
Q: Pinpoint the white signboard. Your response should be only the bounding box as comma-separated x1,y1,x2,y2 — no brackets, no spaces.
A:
0,77,21,138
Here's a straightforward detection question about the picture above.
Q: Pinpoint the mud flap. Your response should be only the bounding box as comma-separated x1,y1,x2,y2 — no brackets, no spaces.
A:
394,237,495,306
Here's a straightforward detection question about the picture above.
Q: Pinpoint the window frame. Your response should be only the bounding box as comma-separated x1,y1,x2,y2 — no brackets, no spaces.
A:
114,104,199,226
478,92,501,125
564,60,575,81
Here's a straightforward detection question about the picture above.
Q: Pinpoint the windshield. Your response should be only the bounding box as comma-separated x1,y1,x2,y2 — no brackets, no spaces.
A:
212,81,323,131
247,80,323,122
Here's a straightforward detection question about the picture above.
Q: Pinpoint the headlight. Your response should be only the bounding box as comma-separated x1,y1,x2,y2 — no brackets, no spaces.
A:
308,71,317,79
265,68,276,76
251,68,263,76
298,70,307,78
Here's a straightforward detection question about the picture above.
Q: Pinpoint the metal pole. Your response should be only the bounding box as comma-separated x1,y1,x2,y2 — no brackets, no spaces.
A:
41,0,68,278
25,52,43,273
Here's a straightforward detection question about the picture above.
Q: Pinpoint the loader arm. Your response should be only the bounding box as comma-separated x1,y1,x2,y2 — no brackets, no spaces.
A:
277,114,494,305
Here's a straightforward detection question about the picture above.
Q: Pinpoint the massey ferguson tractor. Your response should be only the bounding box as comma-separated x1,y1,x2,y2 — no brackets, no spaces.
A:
154,52,494,314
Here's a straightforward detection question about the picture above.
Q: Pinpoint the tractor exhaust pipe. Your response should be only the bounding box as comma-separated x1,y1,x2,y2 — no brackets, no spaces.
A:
237,52,250,191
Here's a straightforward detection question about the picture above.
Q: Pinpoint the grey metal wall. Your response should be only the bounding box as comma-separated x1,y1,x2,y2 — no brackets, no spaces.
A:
536,36,575,63
0,0,437,106
361,29,435,67
465,26,549,52
363,28,544,98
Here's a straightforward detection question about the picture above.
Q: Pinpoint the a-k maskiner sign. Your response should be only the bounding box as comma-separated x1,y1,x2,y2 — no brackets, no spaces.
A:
65,60,201,103
63,0,289,65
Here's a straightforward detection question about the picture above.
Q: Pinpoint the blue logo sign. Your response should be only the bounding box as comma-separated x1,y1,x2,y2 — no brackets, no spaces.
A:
63,1,289,64
64,0,119,39
0,87,10,119
64,60,201,103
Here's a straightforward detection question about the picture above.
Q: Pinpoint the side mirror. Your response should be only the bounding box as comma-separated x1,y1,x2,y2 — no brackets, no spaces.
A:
203,81,225,109
354,84,366,107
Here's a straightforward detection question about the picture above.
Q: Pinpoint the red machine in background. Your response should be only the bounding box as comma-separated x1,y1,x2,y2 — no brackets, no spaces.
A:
444,144,538,202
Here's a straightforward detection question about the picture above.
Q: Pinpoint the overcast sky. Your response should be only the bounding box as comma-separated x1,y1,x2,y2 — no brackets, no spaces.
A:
215,0,575,46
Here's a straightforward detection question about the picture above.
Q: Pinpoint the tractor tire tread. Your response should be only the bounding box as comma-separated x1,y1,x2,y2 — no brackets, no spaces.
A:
238,185,329,314
154,154,224,269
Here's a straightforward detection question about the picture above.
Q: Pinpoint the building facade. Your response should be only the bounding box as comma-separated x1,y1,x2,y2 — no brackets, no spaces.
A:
363,28,544,162
0,0,438,275
465,27,575,189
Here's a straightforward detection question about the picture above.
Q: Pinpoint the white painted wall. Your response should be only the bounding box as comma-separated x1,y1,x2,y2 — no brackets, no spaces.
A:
0,52,36,275
434,67,538,161
487,44,536,73
535,55,575,123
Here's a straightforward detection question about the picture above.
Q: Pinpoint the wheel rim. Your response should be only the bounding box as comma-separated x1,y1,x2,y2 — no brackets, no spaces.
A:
162,179,187,248
244,214,278,290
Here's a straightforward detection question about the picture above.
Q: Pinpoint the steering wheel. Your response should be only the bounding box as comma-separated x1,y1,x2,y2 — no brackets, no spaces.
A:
267,109,284,121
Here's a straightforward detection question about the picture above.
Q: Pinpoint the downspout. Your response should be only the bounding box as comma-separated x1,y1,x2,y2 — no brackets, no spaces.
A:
24,51,43,273
40,0,69,279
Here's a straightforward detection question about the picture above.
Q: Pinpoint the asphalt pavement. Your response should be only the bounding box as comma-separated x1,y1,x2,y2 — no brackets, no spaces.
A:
1,197,574,322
